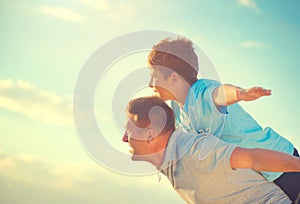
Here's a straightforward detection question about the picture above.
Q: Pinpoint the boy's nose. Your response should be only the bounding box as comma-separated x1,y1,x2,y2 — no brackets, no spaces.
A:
148,78,153,88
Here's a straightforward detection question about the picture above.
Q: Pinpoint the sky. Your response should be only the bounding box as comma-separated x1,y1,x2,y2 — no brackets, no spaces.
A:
1,0,300,203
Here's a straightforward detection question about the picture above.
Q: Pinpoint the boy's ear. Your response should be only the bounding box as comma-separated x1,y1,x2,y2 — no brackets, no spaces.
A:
170,72,180,83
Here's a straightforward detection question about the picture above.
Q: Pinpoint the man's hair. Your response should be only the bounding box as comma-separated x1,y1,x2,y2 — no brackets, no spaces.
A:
126,96,175,135
148,36,199,85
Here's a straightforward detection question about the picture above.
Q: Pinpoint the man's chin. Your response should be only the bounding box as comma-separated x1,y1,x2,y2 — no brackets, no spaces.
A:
131,155,140,161
131,155,147,161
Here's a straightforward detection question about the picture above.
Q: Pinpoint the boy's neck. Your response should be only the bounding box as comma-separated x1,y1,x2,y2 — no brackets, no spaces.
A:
175,83,191,108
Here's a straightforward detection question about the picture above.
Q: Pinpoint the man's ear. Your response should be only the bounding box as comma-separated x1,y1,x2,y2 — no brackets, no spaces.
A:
146,128,154,143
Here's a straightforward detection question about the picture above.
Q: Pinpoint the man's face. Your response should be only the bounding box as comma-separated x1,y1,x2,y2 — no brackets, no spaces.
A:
122,119,150,161
148,67,175,101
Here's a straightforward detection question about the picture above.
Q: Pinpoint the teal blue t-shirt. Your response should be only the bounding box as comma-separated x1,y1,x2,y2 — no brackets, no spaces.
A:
171,79,294,181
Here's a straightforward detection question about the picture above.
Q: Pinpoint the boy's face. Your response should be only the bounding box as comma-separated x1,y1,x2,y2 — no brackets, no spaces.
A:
148,67,175,101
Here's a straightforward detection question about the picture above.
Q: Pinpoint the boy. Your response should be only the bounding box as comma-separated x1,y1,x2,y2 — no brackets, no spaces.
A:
147,37,299,202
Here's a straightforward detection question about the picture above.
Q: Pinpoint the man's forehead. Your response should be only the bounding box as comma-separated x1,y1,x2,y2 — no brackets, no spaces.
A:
126,117,150,132
125,118,137,129
125,118,132,128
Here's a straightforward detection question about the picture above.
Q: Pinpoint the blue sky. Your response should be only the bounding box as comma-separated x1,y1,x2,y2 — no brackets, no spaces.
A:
1,0,300,203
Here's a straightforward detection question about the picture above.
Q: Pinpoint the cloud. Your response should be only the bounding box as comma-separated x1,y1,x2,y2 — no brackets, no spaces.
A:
41,5,85,22
81,0,110,11
80,0,136,19
0,151,109,202
0,151,179,204
240,41,271,48
117,4,136,18
237,0,260,13
0,79,73,127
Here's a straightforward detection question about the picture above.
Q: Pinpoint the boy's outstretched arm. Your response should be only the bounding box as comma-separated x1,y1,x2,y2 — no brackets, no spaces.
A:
230,147,300,172
212,84,271,106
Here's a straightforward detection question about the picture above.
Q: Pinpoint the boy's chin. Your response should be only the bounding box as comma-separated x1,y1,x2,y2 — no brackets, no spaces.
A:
152,91,160,98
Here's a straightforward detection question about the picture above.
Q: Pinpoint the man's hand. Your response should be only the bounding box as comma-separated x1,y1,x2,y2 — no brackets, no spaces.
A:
236,87,271,102
230,147,300,172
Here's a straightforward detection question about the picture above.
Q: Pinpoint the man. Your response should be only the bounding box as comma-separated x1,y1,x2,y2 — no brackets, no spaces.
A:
122,96,300,204
147,36,300,201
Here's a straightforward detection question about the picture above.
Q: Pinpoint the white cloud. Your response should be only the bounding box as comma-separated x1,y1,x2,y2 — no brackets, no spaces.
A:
0,151,179,204
0,151,105,194
80,0,136,19
0,79,73,127
41,5,85,22
81,0,110,11
237,0,260,13
118,4,136,18
240,41,271,48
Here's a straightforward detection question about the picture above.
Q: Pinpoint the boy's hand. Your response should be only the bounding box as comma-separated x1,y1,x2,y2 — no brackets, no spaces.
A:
236,87,272,102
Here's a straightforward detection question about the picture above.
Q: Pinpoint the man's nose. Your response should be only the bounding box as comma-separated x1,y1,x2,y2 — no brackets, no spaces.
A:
122,134,128,142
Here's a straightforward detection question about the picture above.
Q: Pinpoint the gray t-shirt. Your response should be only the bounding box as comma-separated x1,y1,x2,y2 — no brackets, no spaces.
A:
158,128,291,204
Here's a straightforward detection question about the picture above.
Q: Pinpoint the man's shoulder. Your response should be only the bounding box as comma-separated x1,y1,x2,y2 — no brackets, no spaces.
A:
186,134,237,161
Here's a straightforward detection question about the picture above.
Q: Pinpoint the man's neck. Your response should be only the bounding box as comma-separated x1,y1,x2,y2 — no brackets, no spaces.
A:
150,131,173,168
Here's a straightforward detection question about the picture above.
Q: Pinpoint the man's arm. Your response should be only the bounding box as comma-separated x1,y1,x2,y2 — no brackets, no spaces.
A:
230,147,300,172
212,84,271,106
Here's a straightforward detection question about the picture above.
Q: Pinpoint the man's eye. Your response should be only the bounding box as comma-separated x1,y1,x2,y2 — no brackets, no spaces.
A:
126,131,132,137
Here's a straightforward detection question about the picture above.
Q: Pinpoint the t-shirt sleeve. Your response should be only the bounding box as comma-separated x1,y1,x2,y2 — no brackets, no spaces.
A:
194,134,237,171
200,79,227,114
